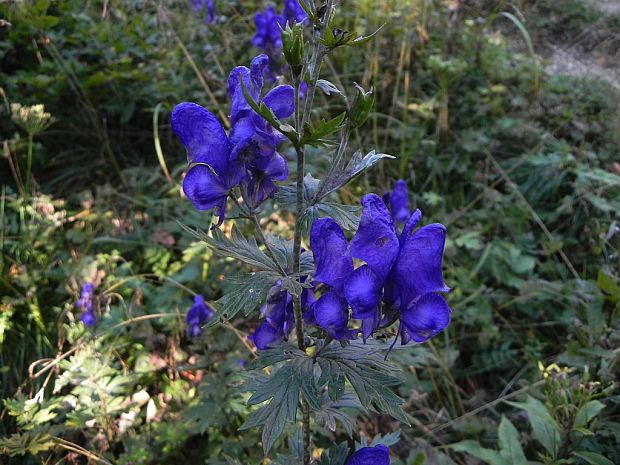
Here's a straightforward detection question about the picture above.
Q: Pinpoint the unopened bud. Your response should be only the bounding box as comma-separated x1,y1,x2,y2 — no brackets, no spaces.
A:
281,22,304,77
349,83,374,127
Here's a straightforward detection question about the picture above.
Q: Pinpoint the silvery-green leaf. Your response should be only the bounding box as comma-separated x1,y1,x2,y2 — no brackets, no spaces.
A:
316,79,343,96
368,431,401,447
317,150,395,201
315,392,361,436
180,222,281,273
301,202,360,234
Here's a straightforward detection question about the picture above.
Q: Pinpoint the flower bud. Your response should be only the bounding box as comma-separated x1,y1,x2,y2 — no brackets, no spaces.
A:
281,22,304,77
348,83,374,128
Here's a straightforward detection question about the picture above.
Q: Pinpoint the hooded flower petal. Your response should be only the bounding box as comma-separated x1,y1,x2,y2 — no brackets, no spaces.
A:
400,208,422,242
313,291,350,340
282,0,308,24
171,102,230,175
250,286,296,349
228,55,270,124
345,445,390,465
310,218,353,293
249,320,281,350
264,290,295,336
343,265,382,320
348,194,399,283
263,85,295,119
80,311,96,327
401,293,451,343
81,283,95,296
390,179,411,223
392,223,450,307
182,164,230,211
186,295,214,337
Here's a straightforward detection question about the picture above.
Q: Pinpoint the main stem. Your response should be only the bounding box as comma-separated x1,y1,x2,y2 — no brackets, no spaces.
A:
292,5,334,463
292,77,310,465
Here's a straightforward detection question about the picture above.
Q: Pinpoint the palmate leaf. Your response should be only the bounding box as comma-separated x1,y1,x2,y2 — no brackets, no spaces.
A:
314,392,361,436
179,222,281,273
240,354,320,454
316,443,350,465
207,271,277,327
208,225,281,272
302,202,360,232
315,342,409,424
0,431,56,457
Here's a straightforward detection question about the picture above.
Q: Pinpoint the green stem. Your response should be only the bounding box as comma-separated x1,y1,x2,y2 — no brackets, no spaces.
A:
251,213,287,276
292,4,335,463
26,134,33,196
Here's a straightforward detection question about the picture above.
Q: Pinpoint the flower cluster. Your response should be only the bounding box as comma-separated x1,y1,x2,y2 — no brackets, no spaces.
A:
252,0,307,53
249,280,315,350
189,0,216,23
11,103,55,137
186,295,214,337
308,185,451,345
172,55,294,224
76,283,96,327
345,445,390,465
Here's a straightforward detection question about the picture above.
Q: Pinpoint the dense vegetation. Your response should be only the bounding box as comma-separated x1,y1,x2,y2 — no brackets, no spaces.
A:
1,0,618,464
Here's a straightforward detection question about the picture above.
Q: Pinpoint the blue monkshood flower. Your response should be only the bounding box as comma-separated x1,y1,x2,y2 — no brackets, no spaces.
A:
76,283,96,327
345,445,390,465
80,311,96,327
172,55,295,222
382,179,411,223
186,295,214,337
190,0,216,23
249,281,315,350
252,6,284,52
282,0,308,24
310,194,451,343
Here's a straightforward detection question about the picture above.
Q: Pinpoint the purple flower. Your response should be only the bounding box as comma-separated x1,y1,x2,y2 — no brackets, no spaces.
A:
345,445,390,465
80,311,96,328
252,6,284,52
76,283,96,326
282,0,308,24
249,281,315,350
190,0,216,23
186,295,214,337
310,193,451,343
172,55,295,222
382,179,411,223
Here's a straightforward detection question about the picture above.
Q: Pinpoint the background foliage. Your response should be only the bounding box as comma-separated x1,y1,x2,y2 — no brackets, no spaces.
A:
1,0,618,464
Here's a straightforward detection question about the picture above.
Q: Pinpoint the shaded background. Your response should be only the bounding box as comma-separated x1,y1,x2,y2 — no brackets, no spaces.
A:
1,1,619,464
